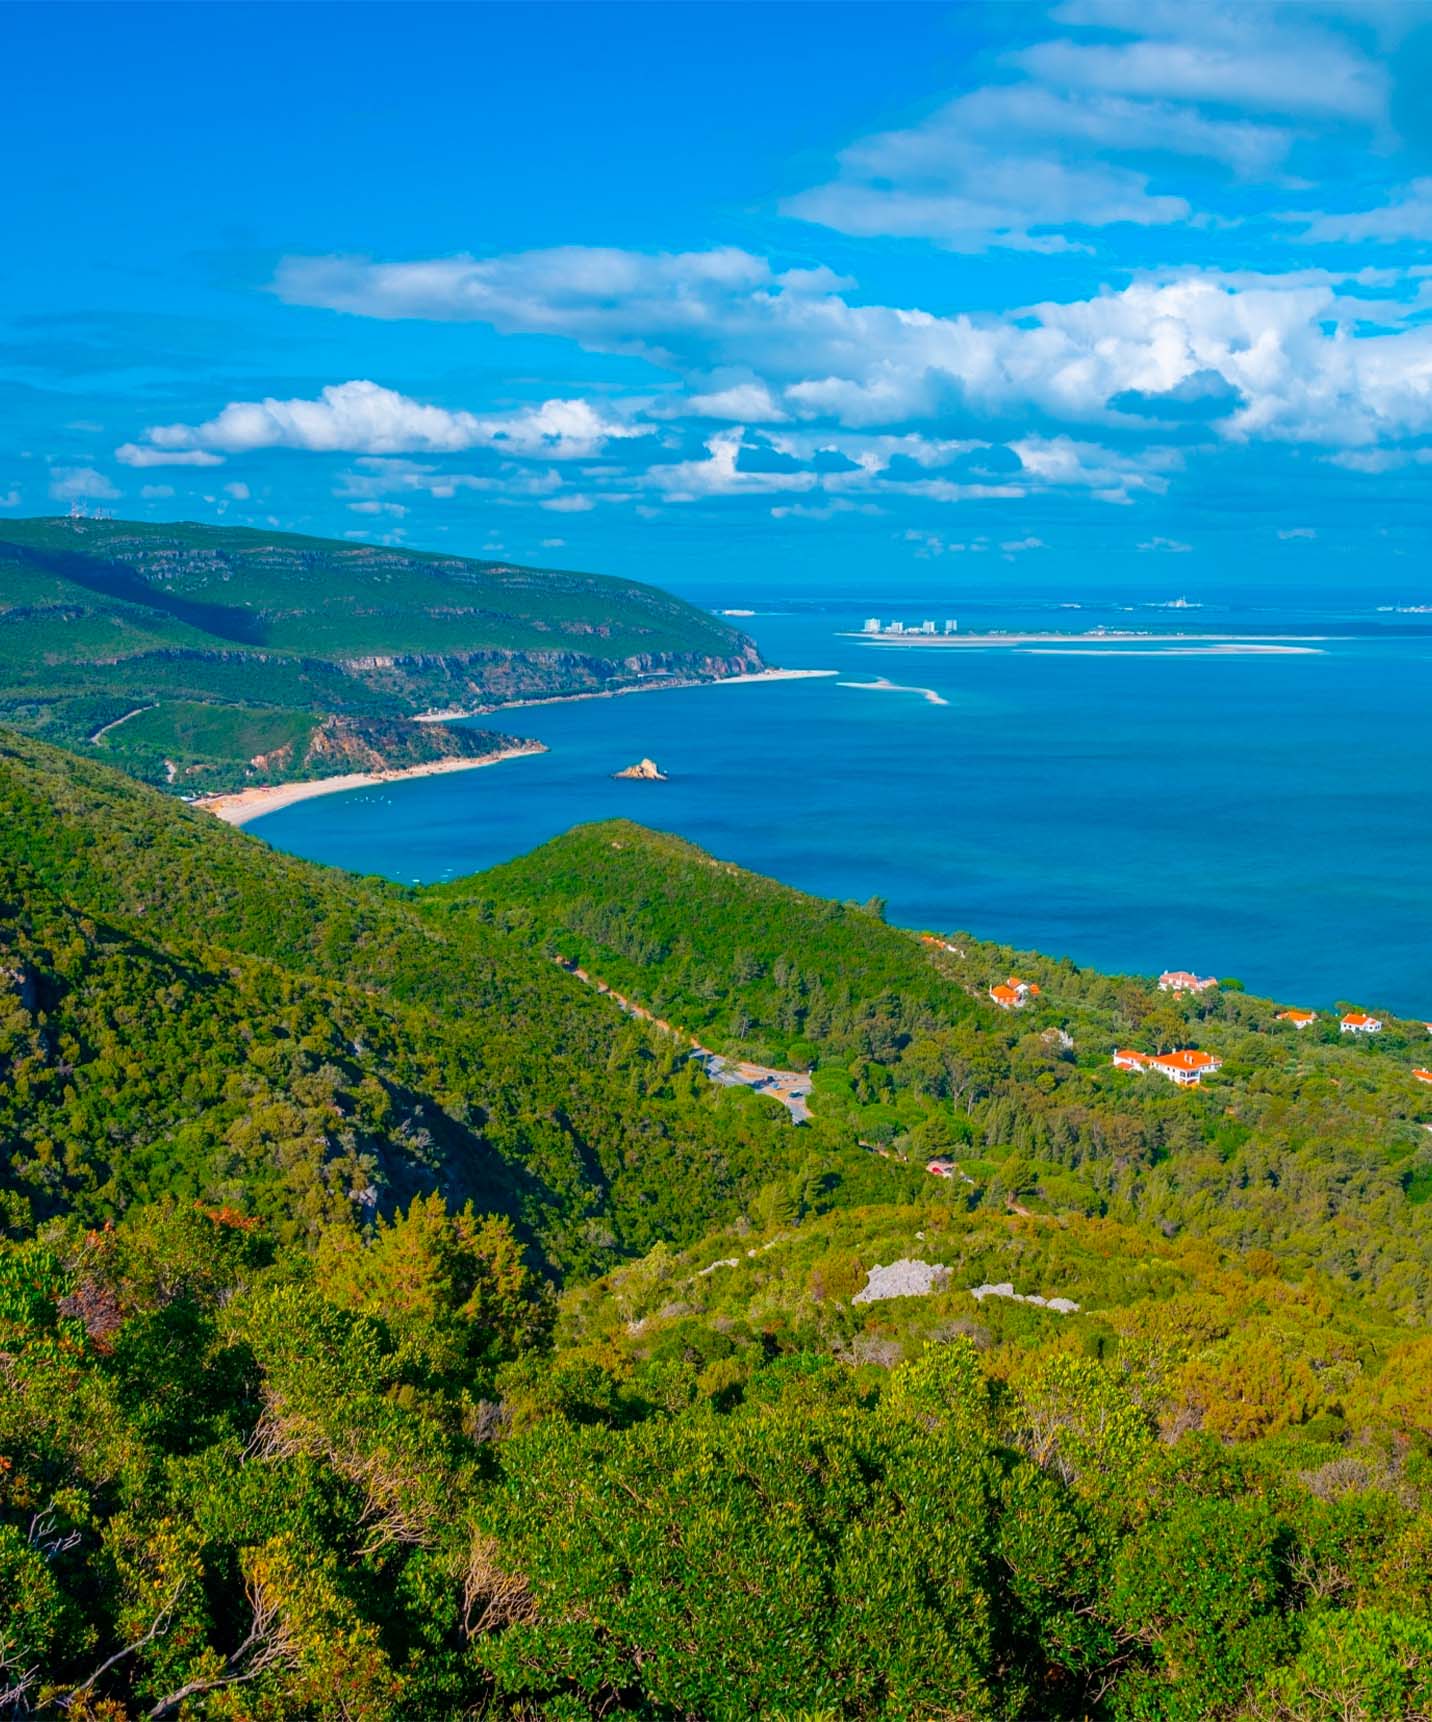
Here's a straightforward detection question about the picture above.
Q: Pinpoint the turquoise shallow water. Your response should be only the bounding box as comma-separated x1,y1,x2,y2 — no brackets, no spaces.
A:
246,600,1432,1017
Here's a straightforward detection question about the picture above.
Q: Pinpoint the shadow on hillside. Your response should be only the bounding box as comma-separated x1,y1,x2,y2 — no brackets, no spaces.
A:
18,544,269,646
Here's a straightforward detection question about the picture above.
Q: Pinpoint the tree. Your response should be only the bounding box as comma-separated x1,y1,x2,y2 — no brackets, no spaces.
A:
316,1196,546,1379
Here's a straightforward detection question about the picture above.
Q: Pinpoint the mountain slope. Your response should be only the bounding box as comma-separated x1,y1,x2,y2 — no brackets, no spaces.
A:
0,730,830,1269
447,819,1432,1317
5,741,1432,1717
0,517,761,790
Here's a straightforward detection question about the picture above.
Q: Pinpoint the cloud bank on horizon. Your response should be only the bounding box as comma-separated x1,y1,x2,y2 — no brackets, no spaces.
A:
8,0,1432,582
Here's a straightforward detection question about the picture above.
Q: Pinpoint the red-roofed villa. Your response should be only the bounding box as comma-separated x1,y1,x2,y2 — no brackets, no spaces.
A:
1340,1012,1383,1034
1159,970,1219,994
1113,1047,1223,1087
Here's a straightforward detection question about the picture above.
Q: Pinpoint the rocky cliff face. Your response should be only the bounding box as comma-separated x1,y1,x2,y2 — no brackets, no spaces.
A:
249,715,537,783
339,644,764,712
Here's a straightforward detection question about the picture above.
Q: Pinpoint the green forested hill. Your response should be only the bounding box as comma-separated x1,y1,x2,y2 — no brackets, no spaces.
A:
455,819,1432,1316
0,729,827,1268
6,735,1432,1718
0,517,760,790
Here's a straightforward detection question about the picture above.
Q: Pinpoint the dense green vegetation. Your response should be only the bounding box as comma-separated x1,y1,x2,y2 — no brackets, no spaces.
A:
0,730,834,1267
4,731,1432,1716
0,518,760,790
446,819,1432,1318
85,703,533,795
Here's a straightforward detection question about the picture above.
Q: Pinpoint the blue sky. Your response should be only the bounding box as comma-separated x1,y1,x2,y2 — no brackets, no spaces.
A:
7,0,1432,597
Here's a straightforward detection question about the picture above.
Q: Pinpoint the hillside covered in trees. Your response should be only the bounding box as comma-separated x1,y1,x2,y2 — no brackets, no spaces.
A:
0,518,760,791
4,731,1432,1717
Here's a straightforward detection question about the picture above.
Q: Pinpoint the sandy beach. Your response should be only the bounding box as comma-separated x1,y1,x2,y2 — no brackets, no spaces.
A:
414,665,837,722
194,744,546,826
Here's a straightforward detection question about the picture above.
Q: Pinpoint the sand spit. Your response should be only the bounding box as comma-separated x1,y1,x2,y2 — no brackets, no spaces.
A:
838,675,949,706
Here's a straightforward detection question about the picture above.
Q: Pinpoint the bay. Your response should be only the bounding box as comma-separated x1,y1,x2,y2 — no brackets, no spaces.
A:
245,596,1432,1017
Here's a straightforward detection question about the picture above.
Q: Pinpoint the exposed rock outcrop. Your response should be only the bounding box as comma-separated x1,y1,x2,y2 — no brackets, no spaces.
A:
612,758,668,781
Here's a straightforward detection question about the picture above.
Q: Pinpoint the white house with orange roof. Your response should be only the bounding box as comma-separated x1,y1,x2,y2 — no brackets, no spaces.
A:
920,933,963,957
1340,1011,1383,1034
990,977,1040,1011
1158,970,1219,994
1276,1009,1317,1029
1414,1069,1432,1086
1113,1047,1223,1087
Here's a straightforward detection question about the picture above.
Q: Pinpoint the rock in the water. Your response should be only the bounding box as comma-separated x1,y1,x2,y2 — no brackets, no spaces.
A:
612,757,668,781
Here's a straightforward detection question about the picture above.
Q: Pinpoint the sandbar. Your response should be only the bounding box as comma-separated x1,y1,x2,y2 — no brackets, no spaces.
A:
1023,643,1324,657
843,630,1328,649
838,676,949,706
194,744,545,827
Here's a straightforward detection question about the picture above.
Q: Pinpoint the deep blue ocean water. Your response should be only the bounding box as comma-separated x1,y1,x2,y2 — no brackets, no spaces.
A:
246,597,1432,1017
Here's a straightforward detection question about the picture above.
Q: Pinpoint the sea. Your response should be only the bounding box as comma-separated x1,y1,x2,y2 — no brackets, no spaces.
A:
245,593,1432,1018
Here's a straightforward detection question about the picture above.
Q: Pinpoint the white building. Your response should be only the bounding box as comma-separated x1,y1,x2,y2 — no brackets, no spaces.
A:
1340,1012,1383,1034
1158,970,1219,995
862,617,881,634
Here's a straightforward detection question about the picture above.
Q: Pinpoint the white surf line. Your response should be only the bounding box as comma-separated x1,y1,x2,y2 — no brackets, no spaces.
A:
89,704,156,744
837,675,949,706
1022,644,1325,657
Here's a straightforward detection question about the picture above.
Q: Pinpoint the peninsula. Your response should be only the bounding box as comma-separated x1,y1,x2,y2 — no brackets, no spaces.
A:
0,516,762,796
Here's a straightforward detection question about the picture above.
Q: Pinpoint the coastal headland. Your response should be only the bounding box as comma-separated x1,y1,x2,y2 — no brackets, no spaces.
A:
414,664,837,722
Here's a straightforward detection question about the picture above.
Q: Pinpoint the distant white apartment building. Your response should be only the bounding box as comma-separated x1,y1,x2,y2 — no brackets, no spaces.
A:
862,617,881,633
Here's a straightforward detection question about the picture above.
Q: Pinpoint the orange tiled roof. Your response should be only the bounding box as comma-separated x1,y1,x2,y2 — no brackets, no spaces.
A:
1153,1049,1221,1073
990,984,1020,1005
1414,1069,1432,1085
1277,1009,1316,1023
1342,1011,1379,1026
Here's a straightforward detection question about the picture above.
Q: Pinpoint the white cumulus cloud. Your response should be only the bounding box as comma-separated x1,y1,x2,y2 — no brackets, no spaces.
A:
261,248,1432,452
648,428,819,502
49,466,119,502
115,444,224,468
129,381,647,462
